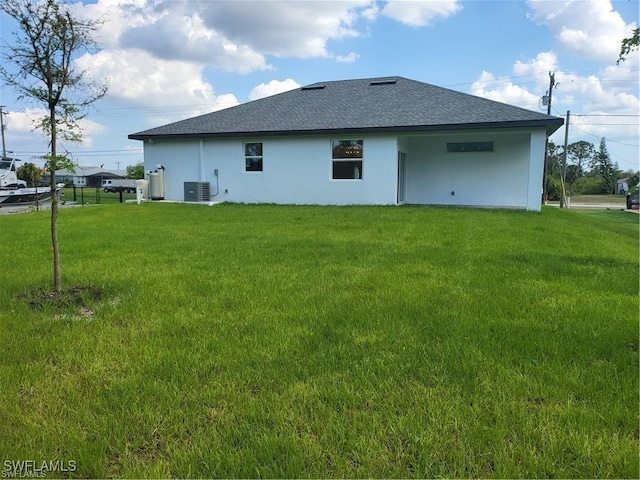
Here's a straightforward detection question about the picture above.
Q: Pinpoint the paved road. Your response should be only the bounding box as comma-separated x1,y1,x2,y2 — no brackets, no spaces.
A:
546,201,639,213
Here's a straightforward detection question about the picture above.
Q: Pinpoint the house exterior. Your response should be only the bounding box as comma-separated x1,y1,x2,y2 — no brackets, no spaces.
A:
616,177,630,195
49,166,125,188
129,76,563,211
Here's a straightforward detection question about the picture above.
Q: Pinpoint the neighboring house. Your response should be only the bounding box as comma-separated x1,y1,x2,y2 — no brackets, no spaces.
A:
51,166,126,188
128,76,563,211
616,177,630,195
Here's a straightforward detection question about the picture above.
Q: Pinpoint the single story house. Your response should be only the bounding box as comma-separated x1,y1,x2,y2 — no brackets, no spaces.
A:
129,76,564,211
616,177,630,195
48,166,125,188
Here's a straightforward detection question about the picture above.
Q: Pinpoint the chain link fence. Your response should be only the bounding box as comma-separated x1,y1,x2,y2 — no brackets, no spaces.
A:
62,187,137,205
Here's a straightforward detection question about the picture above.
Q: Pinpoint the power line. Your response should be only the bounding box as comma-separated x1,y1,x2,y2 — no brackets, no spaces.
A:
569,122,639,148
9,149,143,157
71,152,143,157
572,114,640,117
548,107,639,171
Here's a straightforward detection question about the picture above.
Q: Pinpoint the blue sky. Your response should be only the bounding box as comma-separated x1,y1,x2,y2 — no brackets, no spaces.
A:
1,0,638,172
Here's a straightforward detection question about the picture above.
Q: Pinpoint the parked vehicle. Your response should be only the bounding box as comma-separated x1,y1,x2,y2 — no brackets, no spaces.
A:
102,178,137,193
626,185,639,209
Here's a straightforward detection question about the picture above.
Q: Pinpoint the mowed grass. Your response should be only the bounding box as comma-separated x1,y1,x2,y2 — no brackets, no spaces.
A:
569,194,627,205
0,203,637,478
61,187,137,205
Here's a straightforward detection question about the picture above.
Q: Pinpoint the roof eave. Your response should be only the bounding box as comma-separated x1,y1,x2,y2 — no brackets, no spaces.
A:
128,118,564,141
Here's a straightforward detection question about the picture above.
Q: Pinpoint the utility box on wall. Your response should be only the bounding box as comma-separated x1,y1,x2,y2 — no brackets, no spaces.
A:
184,182,211,202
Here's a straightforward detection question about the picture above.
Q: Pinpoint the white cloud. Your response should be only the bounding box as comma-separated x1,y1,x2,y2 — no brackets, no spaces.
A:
76,0,460,67
601,53,640,94
471,53,639,169
75,49,239,126
76,50,227,106
195,1,370,58
2,108,46,134
362,1,380,20
470,71,541,109
2,107,106,152
75,118,107,149
513,51,558,80
526,0,637,61
213,94,242,111
336,52,360,63
72,0,160,47
62,0,463,112
5,107,106,137
74,0,271,73
118,12,270,72
381,0,462,27
249,79,301,101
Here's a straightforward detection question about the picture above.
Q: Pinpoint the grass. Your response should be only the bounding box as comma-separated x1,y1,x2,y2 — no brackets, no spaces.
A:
61,187,137,205
0,203,638,478
562,194,627,205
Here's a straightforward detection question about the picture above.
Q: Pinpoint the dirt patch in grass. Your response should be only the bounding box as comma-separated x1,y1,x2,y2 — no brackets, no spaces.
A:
18,284,104,311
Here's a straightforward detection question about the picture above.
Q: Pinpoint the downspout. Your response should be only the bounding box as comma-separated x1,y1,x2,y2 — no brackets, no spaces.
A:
199,139,205,182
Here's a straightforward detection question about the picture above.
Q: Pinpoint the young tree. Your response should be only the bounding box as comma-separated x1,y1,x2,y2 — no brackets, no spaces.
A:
0,0,107,291
16,162,42,187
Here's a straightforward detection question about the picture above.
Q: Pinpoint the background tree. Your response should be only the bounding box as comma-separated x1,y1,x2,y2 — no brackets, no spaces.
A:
126,161,144,179
565,164,583,187
16,162,42,187
622,170,640,189
590,137,619,194
544,141,563,201
0,0,108,291
567,140,595,179
618,27,639,64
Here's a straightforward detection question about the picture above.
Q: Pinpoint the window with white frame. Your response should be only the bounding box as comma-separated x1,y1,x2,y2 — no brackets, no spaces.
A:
245,142,263,172
332,140,363,179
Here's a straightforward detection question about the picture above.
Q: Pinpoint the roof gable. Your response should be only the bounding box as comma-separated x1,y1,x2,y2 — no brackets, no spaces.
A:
129,76,563,140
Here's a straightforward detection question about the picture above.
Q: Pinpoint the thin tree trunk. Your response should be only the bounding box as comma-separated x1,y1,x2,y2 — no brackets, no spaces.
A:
50,106,61,292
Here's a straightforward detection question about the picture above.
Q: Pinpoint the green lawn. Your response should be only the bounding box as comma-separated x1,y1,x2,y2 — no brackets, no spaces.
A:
61,186,137,205
1,204,638,478
562,194,627,205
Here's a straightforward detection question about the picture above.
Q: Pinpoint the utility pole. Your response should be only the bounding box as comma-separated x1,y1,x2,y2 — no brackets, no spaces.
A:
542,72,556,203
0,106,7,158
559,110,570,209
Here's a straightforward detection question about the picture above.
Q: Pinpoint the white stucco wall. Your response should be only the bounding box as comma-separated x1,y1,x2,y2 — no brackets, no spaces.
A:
527,129,546,210
141,128,546,210
144,135,399,205
402,129,545,211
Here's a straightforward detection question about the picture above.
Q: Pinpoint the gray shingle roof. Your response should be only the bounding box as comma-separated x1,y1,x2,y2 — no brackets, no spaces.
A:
55,166,124,177
129,76,563,140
